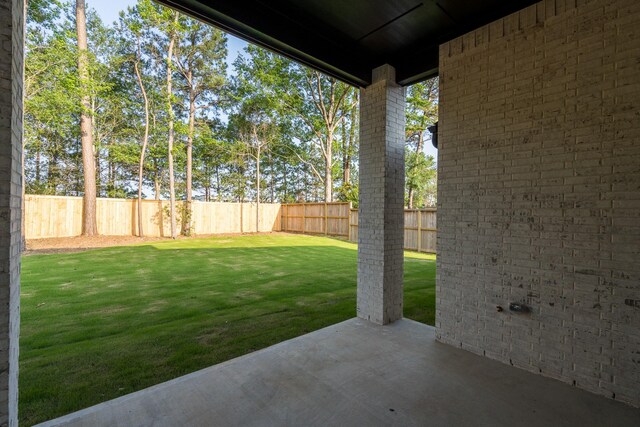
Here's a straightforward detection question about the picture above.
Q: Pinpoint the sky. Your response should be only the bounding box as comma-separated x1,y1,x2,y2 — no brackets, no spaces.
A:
89,0,439,161
90,0,248,73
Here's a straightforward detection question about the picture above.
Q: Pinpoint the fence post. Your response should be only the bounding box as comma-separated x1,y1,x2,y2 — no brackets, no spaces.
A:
302,204,306,234
417,210,422,252
324,202,328,235
282,204,286,232
348,202,351,241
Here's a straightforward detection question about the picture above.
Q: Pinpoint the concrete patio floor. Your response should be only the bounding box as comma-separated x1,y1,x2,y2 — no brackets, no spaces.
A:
39,318,640,427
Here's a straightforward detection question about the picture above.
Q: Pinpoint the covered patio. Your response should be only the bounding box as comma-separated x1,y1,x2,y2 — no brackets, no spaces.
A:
38,319,640,426
1,0,639,425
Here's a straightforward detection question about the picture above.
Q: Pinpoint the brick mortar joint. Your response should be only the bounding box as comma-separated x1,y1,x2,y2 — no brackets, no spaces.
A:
441,0,581,58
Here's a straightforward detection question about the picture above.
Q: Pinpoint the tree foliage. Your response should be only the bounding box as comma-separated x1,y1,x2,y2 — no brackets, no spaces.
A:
405,79,439,208
25,0,439,211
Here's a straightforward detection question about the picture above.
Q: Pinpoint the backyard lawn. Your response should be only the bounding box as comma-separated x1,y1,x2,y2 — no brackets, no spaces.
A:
20,233,435,425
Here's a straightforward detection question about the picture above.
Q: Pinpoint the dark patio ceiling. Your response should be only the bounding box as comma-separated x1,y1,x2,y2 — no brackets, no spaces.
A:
155,0,539,87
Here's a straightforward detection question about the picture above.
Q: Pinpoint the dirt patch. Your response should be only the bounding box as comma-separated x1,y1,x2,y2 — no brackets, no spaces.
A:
23,232,280,255
24,235,172,255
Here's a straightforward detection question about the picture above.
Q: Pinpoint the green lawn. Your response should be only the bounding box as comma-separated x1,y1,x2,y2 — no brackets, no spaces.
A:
20,233,435,425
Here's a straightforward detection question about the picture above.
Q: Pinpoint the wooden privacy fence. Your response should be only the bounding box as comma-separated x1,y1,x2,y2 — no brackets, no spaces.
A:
25,196,437,253
24,195,281,239
280,202,351,237
280,202,437,254
348,208,437,254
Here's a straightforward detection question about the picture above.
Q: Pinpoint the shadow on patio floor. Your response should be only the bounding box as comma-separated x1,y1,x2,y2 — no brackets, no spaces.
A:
38,318,639,427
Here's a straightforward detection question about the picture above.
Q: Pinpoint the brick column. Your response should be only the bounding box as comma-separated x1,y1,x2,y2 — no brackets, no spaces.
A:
0,0,24,425
357,64,405,325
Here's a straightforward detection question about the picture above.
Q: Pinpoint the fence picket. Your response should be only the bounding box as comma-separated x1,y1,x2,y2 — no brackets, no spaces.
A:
25,195,437,253
24,195,282,239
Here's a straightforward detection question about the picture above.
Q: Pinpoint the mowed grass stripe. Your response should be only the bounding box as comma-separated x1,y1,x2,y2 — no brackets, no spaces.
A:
20,233,435,425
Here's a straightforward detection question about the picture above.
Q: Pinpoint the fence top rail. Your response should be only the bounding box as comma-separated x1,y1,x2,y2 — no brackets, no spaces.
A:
349,208,437,212
26,194,138,202
192,201,280,206
282,202,350,206
25,194,85,200
25,195,281,206
27,197,431,211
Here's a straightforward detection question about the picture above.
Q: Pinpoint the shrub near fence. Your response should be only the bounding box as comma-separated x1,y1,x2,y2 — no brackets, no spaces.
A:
24,195,281,239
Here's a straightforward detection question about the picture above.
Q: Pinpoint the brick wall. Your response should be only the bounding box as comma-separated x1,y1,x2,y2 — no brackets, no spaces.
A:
436,0,640,407
0,0,23,425
357,65,405,325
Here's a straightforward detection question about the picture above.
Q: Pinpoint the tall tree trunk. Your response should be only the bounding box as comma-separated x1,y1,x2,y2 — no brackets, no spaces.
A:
166,14,178,239
416,132,424,153
408,133,424,209
182,88,195,235
107,145,114,196
76,0,97,235
134,58,149,238
270,152,275,203
152,159,163,236
153,159,160,200
106,148,111,194
92,99,101,196
95,146,101,197
283,167,288,202
324,132,333,202
75,138,82,196
256,145,260,233
215,165,221,201
154,177,160,200
204,164,210,202
346,105,356,184
343,155,350,184
35,150,41,184
341,118,350,185
49,151,58,193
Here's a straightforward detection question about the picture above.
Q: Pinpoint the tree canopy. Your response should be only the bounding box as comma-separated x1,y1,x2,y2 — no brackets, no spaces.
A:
24,0,439,222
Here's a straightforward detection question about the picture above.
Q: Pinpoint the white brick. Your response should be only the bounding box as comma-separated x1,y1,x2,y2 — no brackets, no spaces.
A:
437,0,640,408
357,65,405,325
0,0,23,425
